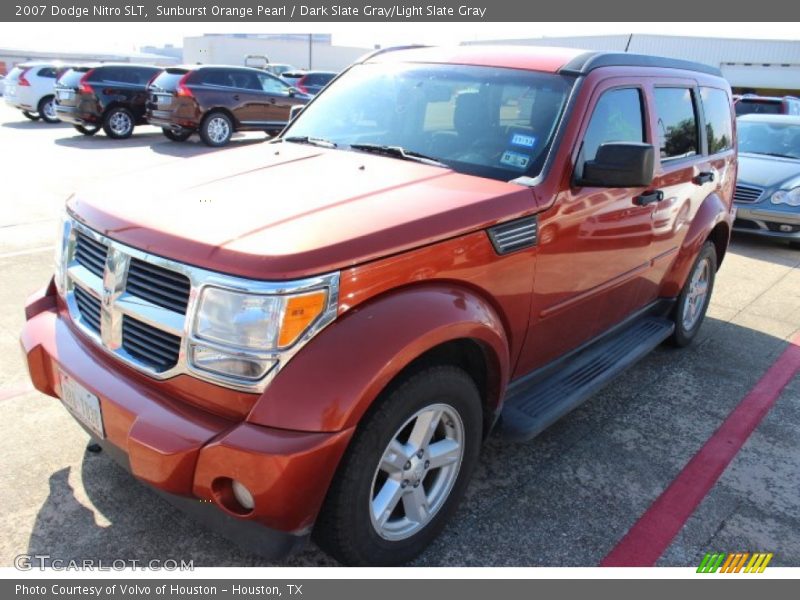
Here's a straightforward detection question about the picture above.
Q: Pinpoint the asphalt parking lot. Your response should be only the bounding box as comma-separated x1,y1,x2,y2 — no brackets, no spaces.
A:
0,103,798,568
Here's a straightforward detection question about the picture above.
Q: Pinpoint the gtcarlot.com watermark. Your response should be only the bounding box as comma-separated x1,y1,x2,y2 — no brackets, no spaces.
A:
14,554,194,571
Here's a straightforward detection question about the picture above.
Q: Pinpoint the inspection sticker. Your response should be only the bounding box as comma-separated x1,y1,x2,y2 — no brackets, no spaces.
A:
510,133,537,148
500,151,531,170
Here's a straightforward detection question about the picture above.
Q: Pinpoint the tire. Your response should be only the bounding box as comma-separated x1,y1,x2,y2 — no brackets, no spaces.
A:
38,95,59,123
74,124,99,136
199,111,233,147
102,107,135,139
22,110,40,121
670,241,717,347
162,128,192,142
313,366,483,566
789,241,800,250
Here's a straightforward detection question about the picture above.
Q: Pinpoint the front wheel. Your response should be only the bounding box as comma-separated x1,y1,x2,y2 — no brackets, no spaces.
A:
103,107,135,139
313,366,482,566
162,128,192,142
38,95,59,123
670,241,717,347
22,110,40,121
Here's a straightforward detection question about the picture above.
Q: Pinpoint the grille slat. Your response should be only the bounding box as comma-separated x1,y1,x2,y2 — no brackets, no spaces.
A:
73,286,101,334
733,184,764,204
74,233,108,278
122,316,181,371
126,258,190,314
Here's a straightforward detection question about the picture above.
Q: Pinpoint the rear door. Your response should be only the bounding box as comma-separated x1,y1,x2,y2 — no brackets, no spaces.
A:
147,68,189,117
640,82,722,297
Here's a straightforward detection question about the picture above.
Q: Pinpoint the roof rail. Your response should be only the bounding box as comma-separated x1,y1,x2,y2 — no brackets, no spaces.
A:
357,44,431,63
560,52,722,77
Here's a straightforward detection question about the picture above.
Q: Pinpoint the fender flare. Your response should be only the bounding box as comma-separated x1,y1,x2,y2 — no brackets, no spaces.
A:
247,284,511,433
660,191,731,298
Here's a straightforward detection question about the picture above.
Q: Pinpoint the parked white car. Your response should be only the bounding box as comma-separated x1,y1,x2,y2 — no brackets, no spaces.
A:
3,62,72,123
0,75,5,96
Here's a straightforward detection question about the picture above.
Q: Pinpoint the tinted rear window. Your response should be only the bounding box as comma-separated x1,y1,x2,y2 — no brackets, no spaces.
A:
735,100,782,116
57,67,92,87
304,73,335,85
700,87,733,154
150,69,189,91
94,66,160,85
37,67,58,78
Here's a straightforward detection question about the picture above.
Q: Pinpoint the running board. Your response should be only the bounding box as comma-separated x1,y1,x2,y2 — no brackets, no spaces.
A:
499,316,675,441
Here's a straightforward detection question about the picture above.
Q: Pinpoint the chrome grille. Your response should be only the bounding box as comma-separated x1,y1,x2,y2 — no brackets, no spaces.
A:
122,316,181,371
127,258,190,314
74,233,108,278
73,285,101,334
733,184,764,204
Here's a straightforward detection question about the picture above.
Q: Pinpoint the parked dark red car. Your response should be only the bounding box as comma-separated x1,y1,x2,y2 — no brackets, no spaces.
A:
22,46,736,566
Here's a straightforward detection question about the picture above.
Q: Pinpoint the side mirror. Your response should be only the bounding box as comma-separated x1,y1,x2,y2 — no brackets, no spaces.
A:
289,104,304,122
578,142,655,188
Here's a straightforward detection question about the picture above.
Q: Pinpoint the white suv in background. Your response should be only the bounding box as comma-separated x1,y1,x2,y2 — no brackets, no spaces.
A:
4,63,72,123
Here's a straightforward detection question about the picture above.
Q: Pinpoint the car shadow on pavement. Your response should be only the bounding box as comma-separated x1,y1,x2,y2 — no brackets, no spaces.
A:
54,132,166,150
2,121,71,130
728,235,800,268
148,136,266,159
23,317,799,567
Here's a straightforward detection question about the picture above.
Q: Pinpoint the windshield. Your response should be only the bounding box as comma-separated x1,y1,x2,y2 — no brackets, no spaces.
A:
738,120,800,159
735,100,782,116
284,62,573,181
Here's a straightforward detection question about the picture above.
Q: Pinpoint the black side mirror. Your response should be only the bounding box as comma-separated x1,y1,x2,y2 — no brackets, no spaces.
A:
578,142,655,188
289,104,304,122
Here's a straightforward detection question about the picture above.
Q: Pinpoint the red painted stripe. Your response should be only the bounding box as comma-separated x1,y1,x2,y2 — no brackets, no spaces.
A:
601,331,800,567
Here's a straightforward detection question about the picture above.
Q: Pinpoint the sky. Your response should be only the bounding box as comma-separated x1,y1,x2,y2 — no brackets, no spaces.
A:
0,22,798,54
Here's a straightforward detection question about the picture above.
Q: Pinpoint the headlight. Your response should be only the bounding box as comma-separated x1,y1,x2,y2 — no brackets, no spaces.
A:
190,286,330,381
771,187,800,207
53,208,71,296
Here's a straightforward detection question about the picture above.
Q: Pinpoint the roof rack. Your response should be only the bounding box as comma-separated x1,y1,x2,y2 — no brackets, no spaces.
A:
559,52,722,77
357,44,431,63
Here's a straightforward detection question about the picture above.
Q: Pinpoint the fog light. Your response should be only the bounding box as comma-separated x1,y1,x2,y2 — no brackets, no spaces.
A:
231,480,255,511
190,345,275,381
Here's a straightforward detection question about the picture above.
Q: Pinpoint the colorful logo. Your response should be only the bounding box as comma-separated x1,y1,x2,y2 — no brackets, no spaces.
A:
697,552,773,573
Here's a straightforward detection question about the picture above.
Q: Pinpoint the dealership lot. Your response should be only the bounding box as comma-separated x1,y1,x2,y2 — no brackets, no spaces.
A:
0,103,798,567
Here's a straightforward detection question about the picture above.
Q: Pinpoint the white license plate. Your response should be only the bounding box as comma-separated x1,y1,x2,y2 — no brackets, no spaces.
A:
57,90,74,101
154,94,172,106
59,371,105,439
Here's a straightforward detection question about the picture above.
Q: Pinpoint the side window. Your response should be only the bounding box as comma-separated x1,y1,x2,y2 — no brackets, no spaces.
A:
38,67,57,78
136,68,160,85
258,73,290,95
200,69,228,87
700,87,733,154
229,71,260,91
581,88,645,164
654,87,699,161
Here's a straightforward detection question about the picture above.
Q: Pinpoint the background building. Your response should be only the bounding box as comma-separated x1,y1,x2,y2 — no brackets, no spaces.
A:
0,47,178,74
182,34,371,71
465,34,800,96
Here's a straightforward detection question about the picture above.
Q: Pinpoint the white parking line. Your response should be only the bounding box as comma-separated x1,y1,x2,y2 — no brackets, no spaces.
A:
0,246,54,259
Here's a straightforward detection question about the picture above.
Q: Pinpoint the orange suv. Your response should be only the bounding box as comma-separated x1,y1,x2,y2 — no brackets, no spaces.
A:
22,46,736,566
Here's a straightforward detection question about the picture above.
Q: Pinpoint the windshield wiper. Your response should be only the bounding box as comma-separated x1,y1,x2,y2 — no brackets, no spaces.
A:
349,143,447,168
283,135,338,149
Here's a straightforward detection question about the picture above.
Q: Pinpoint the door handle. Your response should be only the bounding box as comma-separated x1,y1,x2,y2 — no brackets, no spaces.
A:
232,95,240,101
695,171,715,185
270,98,276,104
634,190,664,206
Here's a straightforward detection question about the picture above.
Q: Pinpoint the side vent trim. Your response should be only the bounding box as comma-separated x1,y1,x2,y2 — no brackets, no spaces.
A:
487,216,539,255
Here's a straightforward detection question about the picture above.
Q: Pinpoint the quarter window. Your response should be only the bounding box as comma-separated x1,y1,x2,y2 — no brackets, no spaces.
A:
700,87,733,154
654,87,699,161
580,88,645,167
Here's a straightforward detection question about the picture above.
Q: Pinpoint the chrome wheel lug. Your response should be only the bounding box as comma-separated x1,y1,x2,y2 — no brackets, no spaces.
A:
416,450,424,458
424,460,430,469
401,480,409,488
404,461,411,470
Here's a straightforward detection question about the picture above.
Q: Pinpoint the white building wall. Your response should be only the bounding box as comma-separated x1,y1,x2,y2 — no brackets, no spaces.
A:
183,36,370,71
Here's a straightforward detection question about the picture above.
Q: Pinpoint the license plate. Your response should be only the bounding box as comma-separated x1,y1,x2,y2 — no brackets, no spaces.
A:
153,93,172,106
59,371,105,439
57,90,74,101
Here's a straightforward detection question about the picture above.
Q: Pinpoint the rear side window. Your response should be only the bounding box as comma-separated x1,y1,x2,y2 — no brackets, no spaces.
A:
38,67,57,78
258,73,290,94
581,88,645,164
700,87,733,154
654,87,699,161
735,99,782,116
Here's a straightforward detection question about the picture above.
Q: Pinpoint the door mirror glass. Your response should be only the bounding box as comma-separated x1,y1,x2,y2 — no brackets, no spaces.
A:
578,142,655,188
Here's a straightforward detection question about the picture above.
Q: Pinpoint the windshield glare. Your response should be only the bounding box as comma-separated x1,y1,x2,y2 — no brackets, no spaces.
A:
284,62,573,181
739,121,800,159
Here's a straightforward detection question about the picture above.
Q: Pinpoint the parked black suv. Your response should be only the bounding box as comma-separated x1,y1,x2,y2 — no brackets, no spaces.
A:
146,65,311,146
55,64,162,138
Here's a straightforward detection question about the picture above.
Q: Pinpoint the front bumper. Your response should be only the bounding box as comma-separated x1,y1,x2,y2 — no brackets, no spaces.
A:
21,284,354,558
733,204,800,241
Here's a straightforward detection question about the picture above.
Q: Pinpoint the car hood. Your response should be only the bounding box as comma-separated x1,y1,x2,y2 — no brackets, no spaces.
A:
738,153,800,191
69,143,538,280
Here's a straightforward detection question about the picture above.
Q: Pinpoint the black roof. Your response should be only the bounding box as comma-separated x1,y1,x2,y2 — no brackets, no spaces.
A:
560,52,722,77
